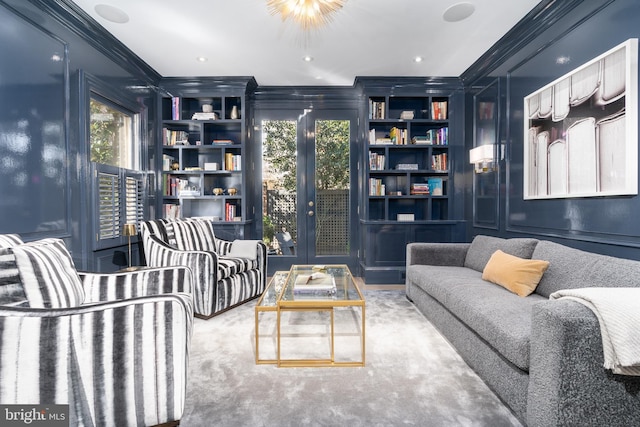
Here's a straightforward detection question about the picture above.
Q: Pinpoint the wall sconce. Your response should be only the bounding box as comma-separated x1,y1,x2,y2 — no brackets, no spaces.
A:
122,223,137,268
469,144,496,173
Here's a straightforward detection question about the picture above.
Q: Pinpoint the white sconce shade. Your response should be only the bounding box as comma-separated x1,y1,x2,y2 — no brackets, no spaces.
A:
469,144,496,173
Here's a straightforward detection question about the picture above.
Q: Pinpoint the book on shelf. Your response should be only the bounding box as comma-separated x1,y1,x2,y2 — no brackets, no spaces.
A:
225,202,241,221
389,127,408,145
192,112,218,120
369,178,385,196
431,153,448,171
431,101,448,120
224,153,241,171
164,204,181,219
163,175,197,197
411,127,448,145
427,178,444,196
163,129,189,146
162,154,175,171
369,129,394,145
212,139,233,145
293,272,337,295
410,183,430,195
369,152,385,170
369,99,385,120
396,163,418,170
171,97,180,120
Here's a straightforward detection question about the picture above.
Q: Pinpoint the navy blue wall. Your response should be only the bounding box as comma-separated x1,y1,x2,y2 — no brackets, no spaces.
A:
465,0,640,259
0,0,160,270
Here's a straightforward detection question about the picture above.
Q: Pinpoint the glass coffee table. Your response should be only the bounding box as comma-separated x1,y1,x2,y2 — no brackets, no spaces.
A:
255,265,365,367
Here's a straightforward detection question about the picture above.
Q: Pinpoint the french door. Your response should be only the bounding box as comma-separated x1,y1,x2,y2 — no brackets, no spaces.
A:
259,109,358,274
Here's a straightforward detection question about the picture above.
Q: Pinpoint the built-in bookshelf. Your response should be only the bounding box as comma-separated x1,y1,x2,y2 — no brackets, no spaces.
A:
356,79,465,284
158,78,258,241
365,95,451,222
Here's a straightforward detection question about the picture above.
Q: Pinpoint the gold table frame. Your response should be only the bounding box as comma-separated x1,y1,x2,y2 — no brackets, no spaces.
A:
255,265,365,367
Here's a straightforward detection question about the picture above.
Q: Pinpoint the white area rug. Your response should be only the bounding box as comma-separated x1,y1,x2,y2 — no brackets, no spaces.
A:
181,290,522,426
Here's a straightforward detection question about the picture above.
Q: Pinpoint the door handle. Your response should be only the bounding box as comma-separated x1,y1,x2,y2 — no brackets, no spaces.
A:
308,210,314,216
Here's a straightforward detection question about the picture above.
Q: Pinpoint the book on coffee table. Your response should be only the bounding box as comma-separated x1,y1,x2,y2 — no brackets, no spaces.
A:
294,272,337,295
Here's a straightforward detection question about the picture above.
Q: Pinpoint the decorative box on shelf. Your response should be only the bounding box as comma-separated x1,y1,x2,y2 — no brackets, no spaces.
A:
396,163,418,170
397,213,415,221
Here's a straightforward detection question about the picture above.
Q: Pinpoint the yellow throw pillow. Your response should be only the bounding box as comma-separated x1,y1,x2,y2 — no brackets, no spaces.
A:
482,250,550,297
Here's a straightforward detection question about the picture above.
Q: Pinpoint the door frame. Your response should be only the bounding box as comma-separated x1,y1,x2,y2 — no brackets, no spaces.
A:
255,108,360,274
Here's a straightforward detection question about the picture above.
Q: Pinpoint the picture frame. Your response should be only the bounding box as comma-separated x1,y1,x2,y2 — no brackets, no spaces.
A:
523,38,638,199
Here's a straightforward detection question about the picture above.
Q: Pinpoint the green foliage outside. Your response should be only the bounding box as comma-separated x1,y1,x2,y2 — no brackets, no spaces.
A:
262,119,349,193
90,99,121,166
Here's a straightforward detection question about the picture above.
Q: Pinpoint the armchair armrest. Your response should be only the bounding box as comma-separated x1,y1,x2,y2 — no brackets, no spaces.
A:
0,293,193,426
144,234,216,315
80,265,193,303
528,300,640,427
406,242,470,267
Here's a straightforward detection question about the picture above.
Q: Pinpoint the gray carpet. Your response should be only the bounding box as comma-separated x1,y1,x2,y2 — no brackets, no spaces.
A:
181,290,523,427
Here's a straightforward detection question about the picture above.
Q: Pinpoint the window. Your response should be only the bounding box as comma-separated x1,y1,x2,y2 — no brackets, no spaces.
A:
90,94,144,248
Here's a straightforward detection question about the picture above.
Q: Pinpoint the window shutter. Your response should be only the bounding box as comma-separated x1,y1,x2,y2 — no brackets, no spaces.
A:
97,171,121,240
125,174,144,226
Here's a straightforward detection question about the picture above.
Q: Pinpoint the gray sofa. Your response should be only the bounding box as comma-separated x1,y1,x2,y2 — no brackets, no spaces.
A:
406,235,640,426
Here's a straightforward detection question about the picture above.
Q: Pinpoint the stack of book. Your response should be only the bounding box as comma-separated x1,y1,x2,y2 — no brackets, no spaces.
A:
411,135,431,145
192,112,218,120
293,272,337,296
410,183,430,195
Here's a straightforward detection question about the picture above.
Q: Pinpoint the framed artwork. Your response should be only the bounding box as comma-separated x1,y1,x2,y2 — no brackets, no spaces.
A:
523,38,638,199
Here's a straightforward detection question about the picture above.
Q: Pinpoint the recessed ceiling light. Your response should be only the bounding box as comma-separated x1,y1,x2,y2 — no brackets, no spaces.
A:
443,2,475,23
556,56,571,65
94,4,129,24
303,55,314,62
197,56,208,62
414,56,424,63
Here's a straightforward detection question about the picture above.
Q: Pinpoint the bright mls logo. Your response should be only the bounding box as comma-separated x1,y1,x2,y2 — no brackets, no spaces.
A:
0,405,68,426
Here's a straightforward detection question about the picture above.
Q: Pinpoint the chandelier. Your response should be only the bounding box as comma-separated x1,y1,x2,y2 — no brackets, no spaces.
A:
267,0,346,30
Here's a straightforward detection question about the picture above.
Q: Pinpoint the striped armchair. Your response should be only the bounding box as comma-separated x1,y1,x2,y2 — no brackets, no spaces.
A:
140,218,267,319
0,234,194,427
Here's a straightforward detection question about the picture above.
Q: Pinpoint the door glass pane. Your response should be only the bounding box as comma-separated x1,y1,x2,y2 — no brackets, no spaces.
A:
262,120,297,256
315,119,350,255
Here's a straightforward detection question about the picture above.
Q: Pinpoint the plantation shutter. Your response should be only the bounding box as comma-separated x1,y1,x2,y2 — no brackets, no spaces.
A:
98,171,121,240
95,164,145,248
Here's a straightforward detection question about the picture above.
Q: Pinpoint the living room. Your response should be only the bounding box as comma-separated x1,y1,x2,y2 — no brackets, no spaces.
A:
1,0,640,426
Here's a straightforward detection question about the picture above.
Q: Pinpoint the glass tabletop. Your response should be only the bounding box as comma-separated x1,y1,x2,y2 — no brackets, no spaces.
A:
280,265,363,303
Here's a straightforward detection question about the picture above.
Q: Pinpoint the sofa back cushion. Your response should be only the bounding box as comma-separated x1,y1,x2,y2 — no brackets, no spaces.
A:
464,235,539,272
532,240,640,297
8,238,85,308
167,218,217,252
0,234,24,248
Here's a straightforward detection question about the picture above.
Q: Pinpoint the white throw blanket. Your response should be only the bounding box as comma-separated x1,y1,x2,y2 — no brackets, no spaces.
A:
550,287,640,376
227,240,261,260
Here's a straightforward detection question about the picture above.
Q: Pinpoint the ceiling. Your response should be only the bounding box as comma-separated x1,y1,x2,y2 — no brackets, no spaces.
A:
69,0,543,86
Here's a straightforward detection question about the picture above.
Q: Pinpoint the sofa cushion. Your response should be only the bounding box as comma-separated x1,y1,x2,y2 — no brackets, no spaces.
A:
482,250,550,297
217,256,258,280
464,235,539,272
10,238,85,308
533,240,640,297
407,264,546,370
0,248,28,307
169,218,217,252
0,234,24,248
